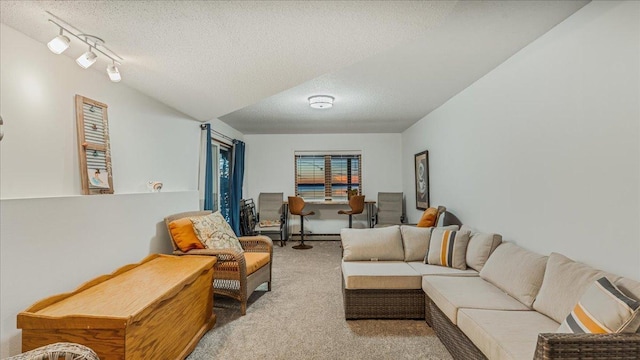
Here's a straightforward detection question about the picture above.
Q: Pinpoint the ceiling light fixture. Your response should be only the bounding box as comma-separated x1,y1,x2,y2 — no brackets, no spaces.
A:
308,95,334,109
46,11,124,82
47,28,70,54
76,45,98,69
107,62,121,82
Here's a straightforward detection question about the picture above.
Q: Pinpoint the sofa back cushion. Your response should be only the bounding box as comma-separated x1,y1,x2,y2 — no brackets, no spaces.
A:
479,243,548,308
614,277,640,334
461,225,503,272
341,225,404,261
533,252,622,323
401,225,459,262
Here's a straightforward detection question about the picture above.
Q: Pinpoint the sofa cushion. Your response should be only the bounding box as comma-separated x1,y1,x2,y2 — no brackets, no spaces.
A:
557,277,640,334
342,261,422,290
479,243,547,308
460,225,502,272
426,228,471,270
533,252,621,323
614,277,640,334
457,308,559,360
407,262,478,277
401,225,459,262
422,276,530,325
341,225,404,261
244,252,271,275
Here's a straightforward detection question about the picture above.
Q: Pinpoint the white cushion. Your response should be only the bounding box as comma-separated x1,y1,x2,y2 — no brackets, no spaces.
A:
460,225,502,272
341,225,404,261
341,261,422,290
400,225,432,262
479,243,548,308
422,276,530,325
457,309,559,360
407,262,478,277
533,252,620,323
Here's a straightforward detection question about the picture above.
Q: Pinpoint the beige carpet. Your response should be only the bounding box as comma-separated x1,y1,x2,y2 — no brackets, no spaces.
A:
188,241,453,360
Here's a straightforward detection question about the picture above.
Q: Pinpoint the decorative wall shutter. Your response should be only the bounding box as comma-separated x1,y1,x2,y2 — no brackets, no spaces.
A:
75,95,114,195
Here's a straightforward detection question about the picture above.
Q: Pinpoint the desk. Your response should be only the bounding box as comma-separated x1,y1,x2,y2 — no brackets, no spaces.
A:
283,200,376,239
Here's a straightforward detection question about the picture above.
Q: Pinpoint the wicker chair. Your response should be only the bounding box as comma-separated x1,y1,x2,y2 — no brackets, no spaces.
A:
3,342,99,360
164,210,273,315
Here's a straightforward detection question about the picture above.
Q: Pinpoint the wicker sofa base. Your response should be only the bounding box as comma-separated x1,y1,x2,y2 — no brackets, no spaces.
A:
426,296,487,360
342,281,425,319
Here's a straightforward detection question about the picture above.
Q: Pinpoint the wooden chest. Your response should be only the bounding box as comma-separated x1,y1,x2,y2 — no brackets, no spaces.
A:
17,254,216,360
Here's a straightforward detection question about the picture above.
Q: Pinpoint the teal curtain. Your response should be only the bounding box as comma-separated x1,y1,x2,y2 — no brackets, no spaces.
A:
229,139,245,235
201,124,214,211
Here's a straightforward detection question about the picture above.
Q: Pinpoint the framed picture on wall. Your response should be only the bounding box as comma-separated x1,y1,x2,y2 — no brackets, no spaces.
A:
414,150,429,210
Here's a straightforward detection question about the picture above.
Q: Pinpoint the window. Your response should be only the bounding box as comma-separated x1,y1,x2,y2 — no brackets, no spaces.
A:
295,152,362,201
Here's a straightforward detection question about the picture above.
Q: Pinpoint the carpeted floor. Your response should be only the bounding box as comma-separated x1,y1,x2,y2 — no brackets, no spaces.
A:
188,241,453,360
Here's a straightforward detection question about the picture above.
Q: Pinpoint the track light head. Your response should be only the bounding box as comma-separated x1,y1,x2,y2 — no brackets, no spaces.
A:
107,64,121,82
76,48,97,69
47,30,70,54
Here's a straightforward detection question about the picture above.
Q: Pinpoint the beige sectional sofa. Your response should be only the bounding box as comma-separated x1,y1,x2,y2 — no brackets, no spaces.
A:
340,224,640,360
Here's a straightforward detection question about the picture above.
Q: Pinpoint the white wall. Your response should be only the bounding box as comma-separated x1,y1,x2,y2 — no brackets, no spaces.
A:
402,1,640,280
0,24,201,197
0,192,198,356
0,24,214,356
244,133,402,233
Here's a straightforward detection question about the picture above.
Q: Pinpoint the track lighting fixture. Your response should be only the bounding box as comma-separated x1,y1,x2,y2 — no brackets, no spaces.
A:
46,11,124,82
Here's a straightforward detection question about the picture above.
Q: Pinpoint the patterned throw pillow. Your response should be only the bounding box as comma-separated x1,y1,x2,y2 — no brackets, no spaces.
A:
425,228,470,270
190,212,244,254
557,277,640,334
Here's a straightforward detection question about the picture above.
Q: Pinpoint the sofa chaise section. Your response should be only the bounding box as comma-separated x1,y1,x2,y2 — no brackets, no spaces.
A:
342,261,424,319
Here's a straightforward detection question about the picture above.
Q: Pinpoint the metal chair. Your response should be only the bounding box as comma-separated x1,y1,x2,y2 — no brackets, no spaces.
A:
338,195,365,228
375,192,406,226
288,196,315,250
240,198,257,236
255,193,286,247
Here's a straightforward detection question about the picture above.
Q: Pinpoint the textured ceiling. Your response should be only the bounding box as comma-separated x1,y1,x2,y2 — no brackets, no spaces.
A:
0,1,589,134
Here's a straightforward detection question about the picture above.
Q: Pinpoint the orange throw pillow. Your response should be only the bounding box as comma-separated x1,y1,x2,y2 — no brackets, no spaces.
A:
168,218,205,252
417,207,438,227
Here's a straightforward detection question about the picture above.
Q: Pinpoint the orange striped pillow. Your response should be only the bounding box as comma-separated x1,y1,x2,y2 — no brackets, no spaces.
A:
425,228,470,270
557,277,640,334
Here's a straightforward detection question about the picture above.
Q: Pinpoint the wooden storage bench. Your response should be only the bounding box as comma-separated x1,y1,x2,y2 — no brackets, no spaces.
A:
17,254,216,360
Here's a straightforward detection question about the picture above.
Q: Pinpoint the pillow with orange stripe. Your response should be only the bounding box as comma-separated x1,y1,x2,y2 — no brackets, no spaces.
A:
557,277,640,334
424,228,470,270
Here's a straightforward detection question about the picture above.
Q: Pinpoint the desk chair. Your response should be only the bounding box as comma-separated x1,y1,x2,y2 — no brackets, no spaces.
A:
288,196,315,250
338,195,365,228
